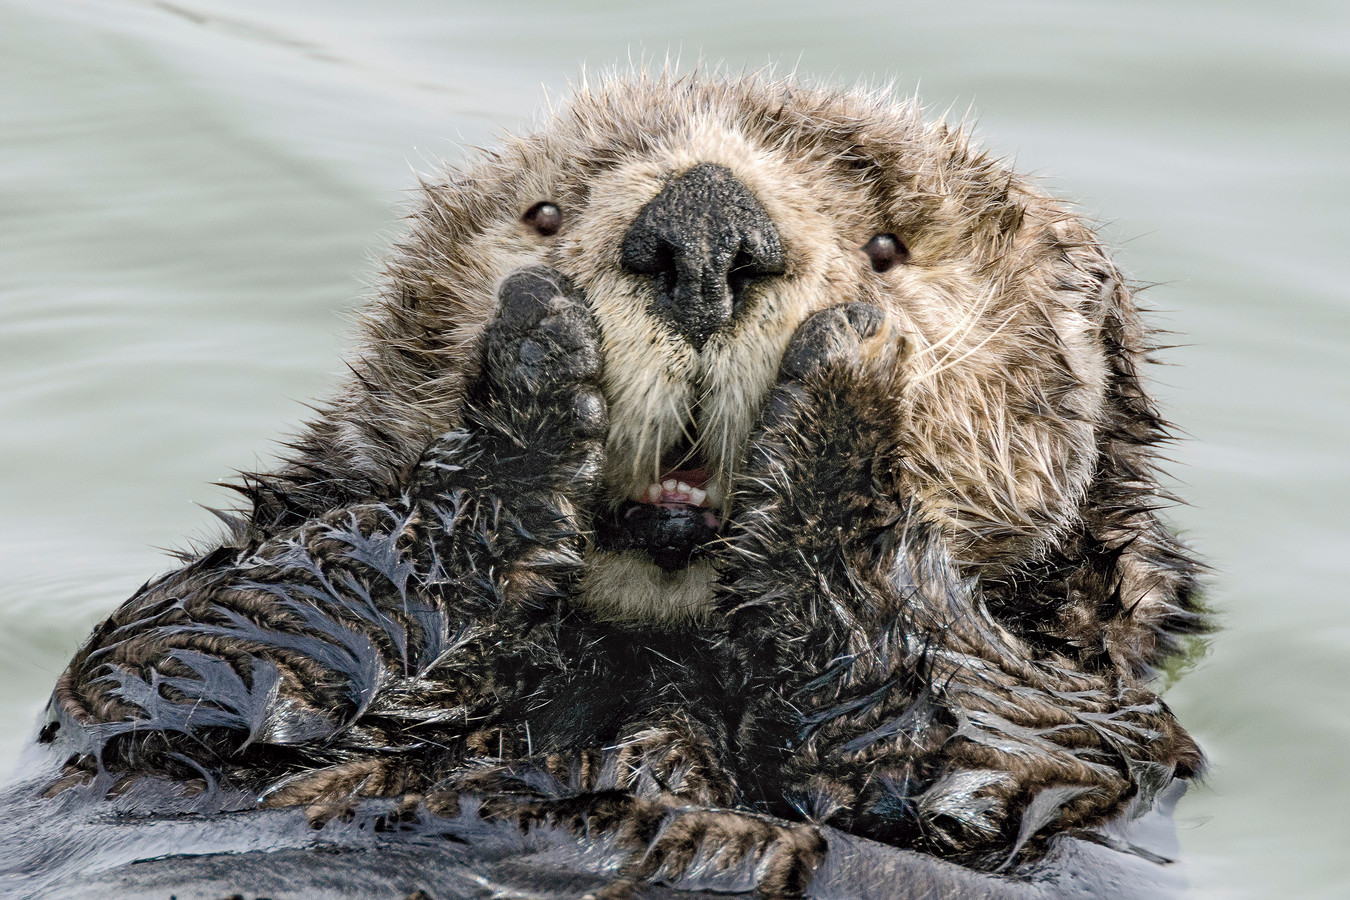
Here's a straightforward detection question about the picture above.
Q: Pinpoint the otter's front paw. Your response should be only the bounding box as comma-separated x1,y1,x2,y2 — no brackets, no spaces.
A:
475,265,605,440
736,302,903,511
718,302,906,656
424,265,607,489
757,301,898,435
414,267,607,611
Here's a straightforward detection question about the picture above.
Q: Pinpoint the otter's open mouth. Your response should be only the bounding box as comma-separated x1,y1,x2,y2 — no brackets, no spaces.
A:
595,439,722,572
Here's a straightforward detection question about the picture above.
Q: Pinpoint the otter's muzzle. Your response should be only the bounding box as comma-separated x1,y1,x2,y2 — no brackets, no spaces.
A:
621,163,784,350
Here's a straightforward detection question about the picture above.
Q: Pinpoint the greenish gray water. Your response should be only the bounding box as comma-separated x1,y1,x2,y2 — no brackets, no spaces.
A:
1,1,1345,896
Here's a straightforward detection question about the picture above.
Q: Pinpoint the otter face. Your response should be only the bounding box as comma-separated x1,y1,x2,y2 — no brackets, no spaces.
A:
350,75,1164,635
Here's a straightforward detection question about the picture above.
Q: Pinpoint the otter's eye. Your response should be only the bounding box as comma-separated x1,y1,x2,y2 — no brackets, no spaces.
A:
863,233,908,272
523,201,562,236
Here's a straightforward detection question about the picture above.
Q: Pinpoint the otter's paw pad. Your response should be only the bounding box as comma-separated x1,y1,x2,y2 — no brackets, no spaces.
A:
485,265,601,396
778,302,887,381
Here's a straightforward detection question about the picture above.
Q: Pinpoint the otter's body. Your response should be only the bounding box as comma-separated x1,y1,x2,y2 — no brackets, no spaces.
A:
29,73,1203,897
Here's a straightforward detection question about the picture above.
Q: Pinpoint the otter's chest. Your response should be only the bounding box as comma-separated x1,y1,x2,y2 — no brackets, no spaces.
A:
511,621,739,752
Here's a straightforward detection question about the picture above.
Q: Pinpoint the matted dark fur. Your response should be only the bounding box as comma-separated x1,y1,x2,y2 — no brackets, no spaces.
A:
37,72,1205,897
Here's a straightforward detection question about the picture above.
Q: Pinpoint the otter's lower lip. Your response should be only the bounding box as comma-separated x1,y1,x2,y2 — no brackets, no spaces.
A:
594,502,721,572
596,464,720,571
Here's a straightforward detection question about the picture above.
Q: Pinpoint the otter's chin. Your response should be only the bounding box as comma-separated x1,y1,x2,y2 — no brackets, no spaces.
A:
595,502,720,572
574,550,718,625
582,460,724,624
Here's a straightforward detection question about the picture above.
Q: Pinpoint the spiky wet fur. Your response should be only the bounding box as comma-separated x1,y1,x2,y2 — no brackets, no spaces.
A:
43,72,1205,894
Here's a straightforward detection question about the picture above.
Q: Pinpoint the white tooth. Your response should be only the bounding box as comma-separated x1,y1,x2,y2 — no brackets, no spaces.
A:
646,484,663,502
676,481,692,494
689,488,707,507
662,479,678,492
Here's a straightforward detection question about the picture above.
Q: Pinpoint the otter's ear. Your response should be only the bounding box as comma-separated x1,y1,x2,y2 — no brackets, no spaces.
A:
1051,258,1207,678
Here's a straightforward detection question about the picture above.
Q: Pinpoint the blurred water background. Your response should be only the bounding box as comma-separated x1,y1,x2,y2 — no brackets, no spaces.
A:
1,1,1346,896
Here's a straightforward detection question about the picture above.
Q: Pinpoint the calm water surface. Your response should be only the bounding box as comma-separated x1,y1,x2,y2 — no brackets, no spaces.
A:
1,1,1346,896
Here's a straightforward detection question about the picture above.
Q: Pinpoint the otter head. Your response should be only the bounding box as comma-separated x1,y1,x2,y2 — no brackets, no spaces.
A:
273,73,1196,672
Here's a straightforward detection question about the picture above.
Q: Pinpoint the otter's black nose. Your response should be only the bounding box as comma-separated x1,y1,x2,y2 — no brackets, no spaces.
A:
621,163,784,350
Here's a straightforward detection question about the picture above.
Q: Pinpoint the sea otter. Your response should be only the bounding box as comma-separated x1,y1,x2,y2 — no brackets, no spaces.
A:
24,72,1205,898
